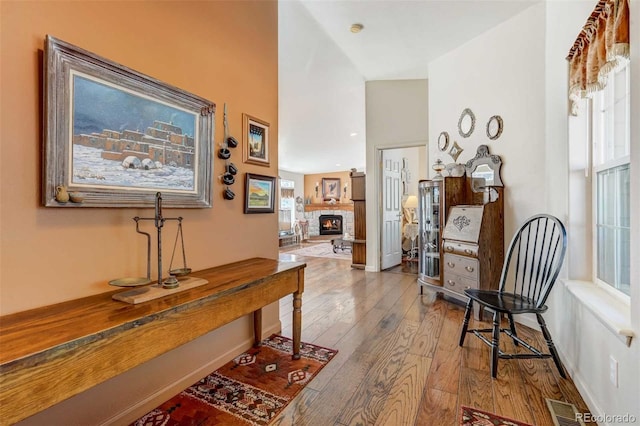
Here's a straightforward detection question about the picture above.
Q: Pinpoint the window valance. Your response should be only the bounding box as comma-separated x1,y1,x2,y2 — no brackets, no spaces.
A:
566,0,629,115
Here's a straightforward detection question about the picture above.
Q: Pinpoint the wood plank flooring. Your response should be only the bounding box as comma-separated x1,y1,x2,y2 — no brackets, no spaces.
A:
274,251,595,426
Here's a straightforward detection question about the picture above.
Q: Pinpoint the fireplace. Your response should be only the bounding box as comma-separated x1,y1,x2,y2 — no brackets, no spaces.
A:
319,215,343,235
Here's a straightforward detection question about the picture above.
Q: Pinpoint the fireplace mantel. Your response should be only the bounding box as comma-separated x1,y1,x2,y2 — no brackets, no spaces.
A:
304,203,353,212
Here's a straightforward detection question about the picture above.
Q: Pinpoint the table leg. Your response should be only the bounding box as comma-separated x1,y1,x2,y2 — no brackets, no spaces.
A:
292,291,302,360
253,308,262,347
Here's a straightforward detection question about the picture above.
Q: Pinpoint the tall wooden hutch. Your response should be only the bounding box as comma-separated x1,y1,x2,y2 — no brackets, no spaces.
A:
417,146,505,318
350,171,366,269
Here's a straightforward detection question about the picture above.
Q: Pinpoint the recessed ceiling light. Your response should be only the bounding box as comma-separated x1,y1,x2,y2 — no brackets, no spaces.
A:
336,163,342,167
350,132,358,137
350,23,364,34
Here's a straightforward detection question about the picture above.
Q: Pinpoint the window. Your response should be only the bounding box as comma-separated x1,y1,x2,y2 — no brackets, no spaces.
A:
591,62,631,296
279,179,295,235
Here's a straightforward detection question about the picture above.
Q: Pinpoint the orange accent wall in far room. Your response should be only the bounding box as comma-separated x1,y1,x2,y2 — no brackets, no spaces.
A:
304,171,352,203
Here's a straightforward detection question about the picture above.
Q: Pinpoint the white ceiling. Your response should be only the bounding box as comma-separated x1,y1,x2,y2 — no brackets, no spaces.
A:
278,0,538,175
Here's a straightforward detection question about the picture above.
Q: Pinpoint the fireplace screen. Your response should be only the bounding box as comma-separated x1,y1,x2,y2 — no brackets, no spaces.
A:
319,215,343,235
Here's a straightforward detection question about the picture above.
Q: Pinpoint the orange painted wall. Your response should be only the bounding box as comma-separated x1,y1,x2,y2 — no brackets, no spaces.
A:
0,0,278,312
303,171,352,203
1,1,280,423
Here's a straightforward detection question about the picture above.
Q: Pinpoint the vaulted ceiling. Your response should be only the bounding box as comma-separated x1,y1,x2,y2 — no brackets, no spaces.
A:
278,0,539,175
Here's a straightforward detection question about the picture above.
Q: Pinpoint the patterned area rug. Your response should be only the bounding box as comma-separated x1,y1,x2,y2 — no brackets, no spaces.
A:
132,335,337,426
460,406,534,426
285,241,351,260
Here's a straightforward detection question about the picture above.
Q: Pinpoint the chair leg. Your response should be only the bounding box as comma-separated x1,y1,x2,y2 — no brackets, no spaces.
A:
490,310,501,378
536,313,567,379
507,313,519,346
459,299,473,347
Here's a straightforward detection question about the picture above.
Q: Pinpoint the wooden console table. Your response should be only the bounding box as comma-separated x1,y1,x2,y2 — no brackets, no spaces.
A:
0,258,305,425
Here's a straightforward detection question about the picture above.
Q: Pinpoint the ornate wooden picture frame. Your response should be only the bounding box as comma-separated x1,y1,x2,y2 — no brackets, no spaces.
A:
242,114,270,166
43,35,215,208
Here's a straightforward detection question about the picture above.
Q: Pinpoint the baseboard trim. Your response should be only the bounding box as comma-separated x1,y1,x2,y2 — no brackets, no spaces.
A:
101,322,282,426
555,346,605,426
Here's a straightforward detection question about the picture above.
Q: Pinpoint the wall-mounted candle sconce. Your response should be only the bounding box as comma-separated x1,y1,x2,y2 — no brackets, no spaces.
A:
315,182,319,198
343,183,348,198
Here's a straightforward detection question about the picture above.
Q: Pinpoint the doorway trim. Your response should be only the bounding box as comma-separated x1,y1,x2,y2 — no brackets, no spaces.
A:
370,142,428,272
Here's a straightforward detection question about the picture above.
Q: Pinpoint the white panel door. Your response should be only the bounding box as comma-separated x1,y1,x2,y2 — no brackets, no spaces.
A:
381,153,402,269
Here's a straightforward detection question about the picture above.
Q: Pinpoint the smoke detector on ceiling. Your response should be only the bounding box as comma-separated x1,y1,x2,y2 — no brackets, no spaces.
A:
350,23,364,33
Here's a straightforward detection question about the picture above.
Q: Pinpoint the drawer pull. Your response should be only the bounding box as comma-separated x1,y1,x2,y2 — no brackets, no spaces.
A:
465,266,474,272
447,262,455,268
445,246,454,252
464,249,473,255
446,280,455,286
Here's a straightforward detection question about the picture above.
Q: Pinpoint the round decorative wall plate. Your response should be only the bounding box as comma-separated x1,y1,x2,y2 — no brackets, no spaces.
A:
486,115,503,140
458,108,476,138
438,131,450,151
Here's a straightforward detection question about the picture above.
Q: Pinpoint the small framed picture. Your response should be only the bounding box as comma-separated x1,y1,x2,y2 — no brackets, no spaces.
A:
322,178,341,200
243,114,270,166
244,173,276,214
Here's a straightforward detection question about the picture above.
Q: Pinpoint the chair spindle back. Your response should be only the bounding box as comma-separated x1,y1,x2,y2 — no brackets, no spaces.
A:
498,215,567,309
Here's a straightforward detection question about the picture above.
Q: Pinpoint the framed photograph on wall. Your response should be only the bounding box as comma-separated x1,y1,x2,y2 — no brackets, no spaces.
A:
43,35,215,208
242,113,270,166
244,173,275,214
322,178,341,201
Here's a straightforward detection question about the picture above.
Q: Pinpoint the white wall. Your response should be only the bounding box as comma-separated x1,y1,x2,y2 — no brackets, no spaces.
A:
278,0,366,174
427,2,639,424
365,79,429,271
428,4,546,238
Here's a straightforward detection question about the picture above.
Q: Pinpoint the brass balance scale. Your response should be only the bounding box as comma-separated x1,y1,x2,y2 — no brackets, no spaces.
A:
109,192,208,304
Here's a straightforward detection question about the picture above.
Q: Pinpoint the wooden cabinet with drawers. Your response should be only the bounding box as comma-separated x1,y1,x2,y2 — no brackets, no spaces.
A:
440,202,504,319
418,146,505,318
443,252,479,294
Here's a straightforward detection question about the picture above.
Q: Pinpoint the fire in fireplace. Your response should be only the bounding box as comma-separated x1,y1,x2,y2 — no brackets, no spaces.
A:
319,215,343,235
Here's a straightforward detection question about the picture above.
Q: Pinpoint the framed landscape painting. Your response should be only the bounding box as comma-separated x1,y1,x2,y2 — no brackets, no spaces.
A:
43,35,215,208
244,173,275,214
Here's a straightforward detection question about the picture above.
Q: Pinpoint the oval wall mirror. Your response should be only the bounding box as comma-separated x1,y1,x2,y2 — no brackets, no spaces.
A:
458,108,475,138
486,115,503,140
438,131,450,151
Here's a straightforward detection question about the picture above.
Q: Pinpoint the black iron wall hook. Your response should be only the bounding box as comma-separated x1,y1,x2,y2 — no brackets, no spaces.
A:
221,103,239,200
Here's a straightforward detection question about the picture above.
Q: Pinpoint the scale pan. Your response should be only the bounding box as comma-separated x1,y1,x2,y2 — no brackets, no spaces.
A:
109,277,152,287
169,268,192,277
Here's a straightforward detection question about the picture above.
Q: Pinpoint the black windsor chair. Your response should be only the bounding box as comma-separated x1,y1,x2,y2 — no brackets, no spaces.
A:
458,214,568,378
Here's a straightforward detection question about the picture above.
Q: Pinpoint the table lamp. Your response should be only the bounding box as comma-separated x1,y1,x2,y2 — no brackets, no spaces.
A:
403,195,418,223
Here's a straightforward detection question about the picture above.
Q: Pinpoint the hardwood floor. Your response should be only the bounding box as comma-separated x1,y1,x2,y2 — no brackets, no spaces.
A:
274,252,594,426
